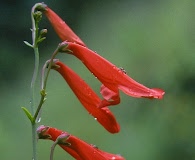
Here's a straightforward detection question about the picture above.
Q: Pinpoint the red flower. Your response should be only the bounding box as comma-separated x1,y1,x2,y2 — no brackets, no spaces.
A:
52,60,120,133
42,6,86,46
60,41,165,103
37,125,125,160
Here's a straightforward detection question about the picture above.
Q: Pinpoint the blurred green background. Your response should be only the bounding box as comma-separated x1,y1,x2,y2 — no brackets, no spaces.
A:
0,0,194,159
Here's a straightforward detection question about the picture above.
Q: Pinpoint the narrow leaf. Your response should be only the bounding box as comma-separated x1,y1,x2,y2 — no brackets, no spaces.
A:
21,107,34,123
23,41,33,48
37,37,46,44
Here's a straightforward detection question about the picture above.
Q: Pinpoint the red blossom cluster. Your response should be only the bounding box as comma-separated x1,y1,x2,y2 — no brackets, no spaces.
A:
37,4,165,160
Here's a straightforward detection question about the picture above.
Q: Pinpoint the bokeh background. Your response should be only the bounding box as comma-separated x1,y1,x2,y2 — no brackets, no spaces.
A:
0,0,194,159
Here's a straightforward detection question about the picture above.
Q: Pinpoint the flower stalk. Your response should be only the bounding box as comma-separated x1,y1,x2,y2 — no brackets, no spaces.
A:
30,4,43,160
23,3,47,160
50,142,57,160
30,4,42,160
33,43,68,122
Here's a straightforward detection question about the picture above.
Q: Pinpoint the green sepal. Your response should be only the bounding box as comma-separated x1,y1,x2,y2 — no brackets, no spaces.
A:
63,49,73,54
58,42,68,52
39,134,51,139
58,42,73,54
58,142,71,146
21,107,34,123
56,133,71,146
23,41,33,48
37,125,51,139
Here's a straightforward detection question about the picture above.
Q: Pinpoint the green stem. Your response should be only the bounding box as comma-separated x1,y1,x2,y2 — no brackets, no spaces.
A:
33,47,60,122
32,124,37,160
33,90,46,123
30,47,39,114
31,47,39,160
43,48,59,90
50,142,57,160
42,42,68,91
30,3,44,160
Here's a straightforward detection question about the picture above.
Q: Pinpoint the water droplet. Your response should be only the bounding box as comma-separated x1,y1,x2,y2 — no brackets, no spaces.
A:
29,101,32,104
94,118,97,120
36,117,41,123
91,144,98,149
112,66,117,70
106,110,110,113
35,108,42,123
111,157,116,159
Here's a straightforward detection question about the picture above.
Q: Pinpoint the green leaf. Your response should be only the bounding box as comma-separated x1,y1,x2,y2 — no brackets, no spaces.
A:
21,107,34,123
37,37,46,44
23,41,33,48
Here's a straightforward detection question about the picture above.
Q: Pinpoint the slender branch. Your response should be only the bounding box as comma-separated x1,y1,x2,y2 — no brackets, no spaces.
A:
50,142,58,160
30,47,39,114
34,47,60,122
43,48,59,90
33,90,46,123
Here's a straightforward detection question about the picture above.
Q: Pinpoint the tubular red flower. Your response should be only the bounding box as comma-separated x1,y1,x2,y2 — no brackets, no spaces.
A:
61,41,165,101
43,6,86,46
37,125,125,160
52,60,120,133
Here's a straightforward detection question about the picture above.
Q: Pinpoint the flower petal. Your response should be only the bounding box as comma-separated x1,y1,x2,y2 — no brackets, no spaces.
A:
99,84,120,108
37,126,125,160
61,42,165,99
53,60,120,133
66,135,125,160
43,6,86,46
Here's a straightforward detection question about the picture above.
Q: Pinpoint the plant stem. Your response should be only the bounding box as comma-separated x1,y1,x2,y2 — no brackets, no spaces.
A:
34,47,60,122
32,124,37,160
33,90,46,123
30,47,39,114
50,142,57,160
30,3,43,160
31,47,39,160
43,48,59,90
29,4,65,160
